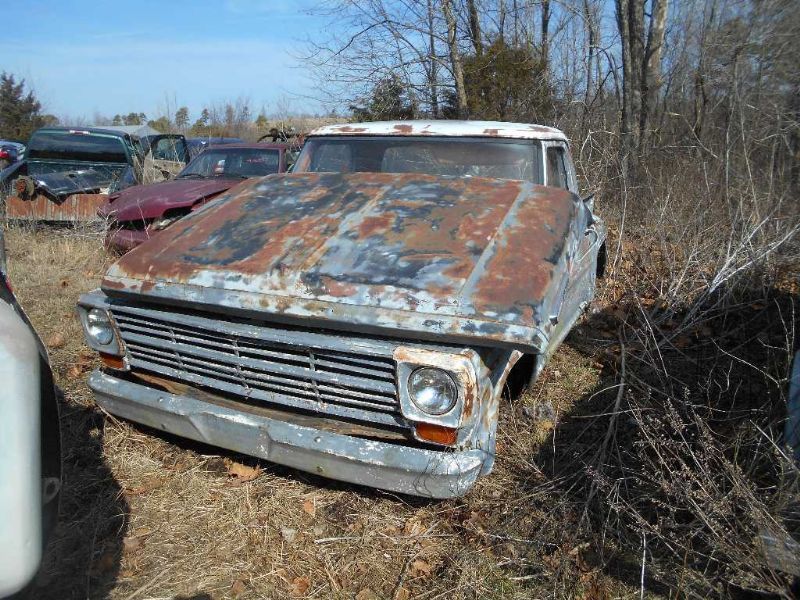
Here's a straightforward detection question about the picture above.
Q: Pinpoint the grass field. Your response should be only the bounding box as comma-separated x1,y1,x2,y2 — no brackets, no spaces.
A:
6,226,639,599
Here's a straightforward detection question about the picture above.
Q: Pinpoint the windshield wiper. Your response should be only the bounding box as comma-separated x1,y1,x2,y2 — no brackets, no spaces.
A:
177,172,206,179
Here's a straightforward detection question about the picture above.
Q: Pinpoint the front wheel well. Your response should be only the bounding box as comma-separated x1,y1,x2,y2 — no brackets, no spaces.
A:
596,242,607,279
503,354,537,400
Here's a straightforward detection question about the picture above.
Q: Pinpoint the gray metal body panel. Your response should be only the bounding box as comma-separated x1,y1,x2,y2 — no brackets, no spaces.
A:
89,370,485,498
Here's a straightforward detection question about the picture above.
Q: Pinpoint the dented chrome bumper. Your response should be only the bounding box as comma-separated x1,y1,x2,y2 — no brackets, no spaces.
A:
88,370,487,498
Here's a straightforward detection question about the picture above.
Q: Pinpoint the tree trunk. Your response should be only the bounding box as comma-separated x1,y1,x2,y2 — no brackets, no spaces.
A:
467,0,483,55
498,0,506,44
582,0,598,127
616,0,645,171
512,0,519,46
692,0,716,146
442,0,468,117
640,0,668,150
426,0,439,117
541,0,551,75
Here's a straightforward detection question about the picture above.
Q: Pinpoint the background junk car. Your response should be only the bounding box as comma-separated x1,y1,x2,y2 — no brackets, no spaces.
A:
0,126,188,222
0,141,25,170
101,143,297,253
77,120,606,498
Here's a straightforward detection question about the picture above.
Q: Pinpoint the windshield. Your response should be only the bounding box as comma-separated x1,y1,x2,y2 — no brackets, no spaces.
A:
27,131,129,163
293,136,543,183
178,148,281,179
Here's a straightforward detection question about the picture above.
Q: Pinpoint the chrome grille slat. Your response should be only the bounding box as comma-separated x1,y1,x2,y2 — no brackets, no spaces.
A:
111,305,405,428
113,314,397,378
126,356,402,424
120,330,395,394
126,346,398,410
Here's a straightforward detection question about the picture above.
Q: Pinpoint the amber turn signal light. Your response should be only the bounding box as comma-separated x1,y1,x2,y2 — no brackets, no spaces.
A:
414,422,458,445
100,352,125,370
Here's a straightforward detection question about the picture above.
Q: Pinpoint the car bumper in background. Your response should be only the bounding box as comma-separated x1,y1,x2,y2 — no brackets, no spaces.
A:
105,227,151,253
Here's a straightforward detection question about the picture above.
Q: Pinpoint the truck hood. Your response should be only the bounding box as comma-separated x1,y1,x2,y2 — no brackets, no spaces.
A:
102,172,577,350
100,178,237,221
31,169,107,198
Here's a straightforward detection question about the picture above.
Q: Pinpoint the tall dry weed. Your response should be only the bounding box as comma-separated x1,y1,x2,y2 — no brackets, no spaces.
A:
549,137,800,596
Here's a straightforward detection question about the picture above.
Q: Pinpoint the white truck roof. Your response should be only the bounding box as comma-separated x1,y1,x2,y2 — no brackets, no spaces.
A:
309,120,568,141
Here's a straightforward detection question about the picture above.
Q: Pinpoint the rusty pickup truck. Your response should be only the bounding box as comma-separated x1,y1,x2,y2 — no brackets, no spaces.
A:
77,120,606,498
2,127,188,222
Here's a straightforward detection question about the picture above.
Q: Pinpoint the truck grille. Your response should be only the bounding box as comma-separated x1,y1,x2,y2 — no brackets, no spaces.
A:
109,304,405,429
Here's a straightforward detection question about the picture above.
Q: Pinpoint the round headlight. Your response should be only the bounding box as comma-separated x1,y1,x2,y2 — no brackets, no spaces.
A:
408,367,458,415
87,308,114,346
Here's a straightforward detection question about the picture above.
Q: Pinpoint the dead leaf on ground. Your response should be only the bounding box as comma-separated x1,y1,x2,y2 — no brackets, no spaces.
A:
66,365,83,379
281,527,297,543
410,559,433,578
225,458,261,482
288,576,311,597
59,279,69,288
302,498,316,518
125,478,163,496
356,589,379,600
46,332,66,349
394,587,411,600
404,518,426,537
231,579,247,597
466,510,489,530
123,535,146,553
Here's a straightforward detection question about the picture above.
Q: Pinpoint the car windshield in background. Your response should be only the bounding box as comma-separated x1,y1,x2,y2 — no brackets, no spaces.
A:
294,136,543,183
27,131,128,163
178,148,281,179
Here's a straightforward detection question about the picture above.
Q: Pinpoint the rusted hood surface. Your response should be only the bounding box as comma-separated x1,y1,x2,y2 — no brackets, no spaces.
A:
103,173,577,350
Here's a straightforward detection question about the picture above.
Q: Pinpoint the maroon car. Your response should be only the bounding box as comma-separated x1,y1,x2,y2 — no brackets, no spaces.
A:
101,143,296,252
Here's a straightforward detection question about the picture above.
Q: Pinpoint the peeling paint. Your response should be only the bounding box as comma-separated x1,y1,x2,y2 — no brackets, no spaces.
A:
103,172,576,352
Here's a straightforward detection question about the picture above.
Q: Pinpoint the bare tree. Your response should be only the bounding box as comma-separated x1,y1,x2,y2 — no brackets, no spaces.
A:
442,0,468,117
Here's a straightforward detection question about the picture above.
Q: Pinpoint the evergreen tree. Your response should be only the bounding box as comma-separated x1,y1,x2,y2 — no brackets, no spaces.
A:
0,72,44,141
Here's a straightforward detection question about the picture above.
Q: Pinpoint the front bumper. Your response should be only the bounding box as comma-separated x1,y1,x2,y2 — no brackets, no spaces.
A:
88,370,487,498
105,227,152,253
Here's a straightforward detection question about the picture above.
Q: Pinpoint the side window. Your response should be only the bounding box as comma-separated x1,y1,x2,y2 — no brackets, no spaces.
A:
152,138,187,162
546,146,569,189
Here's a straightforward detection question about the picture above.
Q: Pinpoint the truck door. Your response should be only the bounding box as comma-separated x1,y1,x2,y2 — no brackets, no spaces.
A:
142,135,189,184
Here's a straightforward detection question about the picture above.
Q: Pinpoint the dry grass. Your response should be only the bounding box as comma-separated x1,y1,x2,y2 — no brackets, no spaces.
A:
4,225,639,599
5,174,796,598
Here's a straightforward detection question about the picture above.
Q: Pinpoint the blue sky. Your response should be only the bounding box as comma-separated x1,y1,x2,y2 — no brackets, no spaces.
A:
1,0,327,122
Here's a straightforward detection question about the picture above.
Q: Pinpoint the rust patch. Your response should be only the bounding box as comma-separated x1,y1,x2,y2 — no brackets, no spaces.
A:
393,124,413,134
6,192,108,222
102,278,125,290
330,125,368,133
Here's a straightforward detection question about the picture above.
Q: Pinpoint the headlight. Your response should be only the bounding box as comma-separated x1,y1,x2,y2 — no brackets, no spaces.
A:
86,308,114,345
408,367,458,415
